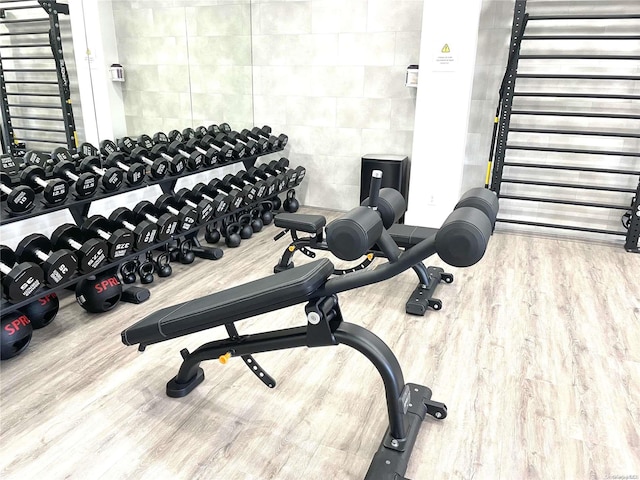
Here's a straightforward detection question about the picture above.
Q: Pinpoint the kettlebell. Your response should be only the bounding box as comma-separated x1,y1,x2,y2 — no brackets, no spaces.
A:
239,214,253,239
137,261,155,284
271,195,282,211
205,224,221,244
18,293,59,329
260,201,274,225
283,189,299,213
178,240,195,264
225,223,242,248
1,311,33,360
75,270,123,313
250,208,264,233
119,260,137,284
155,251,172,277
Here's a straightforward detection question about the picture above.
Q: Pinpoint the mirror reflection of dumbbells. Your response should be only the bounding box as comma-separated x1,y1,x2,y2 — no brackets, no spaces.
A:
99,140,146,186
154,194,198,232
1,171,35,214
81,215,134,260
49,148,99,199
15,234,78,286
117,137,169,179
51,224,108,274
179,185,230,218
109,208,158,251
1,245,44,303
132,201,179,241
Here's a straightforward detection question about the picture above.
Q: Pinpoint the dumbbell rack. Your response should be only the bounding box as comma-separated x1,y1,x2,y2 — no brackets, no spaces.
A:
487,0,640,253
0,0,77,156
0,147,289,316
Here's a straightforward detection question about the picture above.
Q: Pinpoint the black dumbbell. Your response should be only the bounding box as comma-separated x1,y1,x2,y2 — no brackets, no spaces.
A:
132,201,179,241
215,133,246,159
185,185,231,215
259,125,288,149
209,177,249,208
241,129,270,153
167,141,204,171
232,170,267,198
0,245,44,303
155,194,198,232
50,148,99,199
151,132,169,145
181,127,198,141
147,144,186,176
250,126,281,150
117,137,169,179
219,122,233,133
109,208,158,251
15,234,78,286
184,138,217,165
78,156,124,192
246,166,281,196
81,215,134,260
167,129,183,143
194,135,233,163
193,126,209,138
1,151,48,176
20,164,69,206
266,159,303,188
227,131,258,157
222,174,258,202
171,188,215,223
51,224,108,274
0,171,35,214
99,140,146,186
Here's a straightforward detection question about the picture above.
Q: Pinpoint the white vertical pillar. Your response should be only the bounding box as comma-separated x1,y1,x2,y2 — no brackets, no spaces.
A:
68,0,126,145
405,0,483,227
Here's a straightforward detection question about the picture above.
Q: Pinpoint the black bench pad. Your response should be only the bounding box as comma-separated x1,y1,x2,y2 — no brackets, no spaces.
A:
121,259,334,346
275,213,326,233
388,224,437,249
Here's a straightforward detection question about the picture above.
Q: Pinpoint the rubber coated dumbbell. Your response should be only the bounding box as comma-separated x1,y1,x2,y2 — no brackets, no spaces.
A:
20,164,69,206
241,128,271,153
231,171,267,199
219,122,233,133
51,224,108,274
250,126,281,150
109,208,158,251
268,159,306,187
221,174,258,202
193,134,232,163
0,245,44,303
50,148,99,199
0,172,35,214
167,141,204,170
193,126,209,138
78,156,124,192
209,178,248,208
258,162,294,189
184,137,218,165
167,129,184,143
81,215,134,260
151,132,169,145
226,131,258,157
116,137,168,179
247,166,283,195
155,194,198,232
132,201,179,241
0,152,46,176
15,234,78,286
171,188,216,223
175,186,228,218
215,133,246,159
99,141,146,186
146,144,186,176
258,125,288,149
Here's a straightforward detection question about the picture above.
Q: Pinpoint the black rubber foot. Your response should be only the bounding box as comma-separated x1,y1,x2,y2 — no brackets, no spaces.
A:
166,367,205,398
405,266,453,316
273,261,294,273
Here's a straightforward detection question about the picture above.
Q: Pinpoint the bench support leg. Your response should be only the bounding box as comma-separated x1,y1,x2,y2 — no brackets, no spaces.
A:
405,265,454,316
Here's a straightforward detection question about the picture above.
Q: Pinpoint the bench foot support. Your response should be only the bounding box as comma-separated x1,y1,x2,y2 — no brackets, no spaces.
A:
405,265,454,316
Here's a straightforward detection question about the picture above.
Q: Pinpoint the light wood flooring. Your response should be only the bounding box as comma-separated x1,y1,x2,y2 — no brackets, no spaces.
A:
1,207,639,480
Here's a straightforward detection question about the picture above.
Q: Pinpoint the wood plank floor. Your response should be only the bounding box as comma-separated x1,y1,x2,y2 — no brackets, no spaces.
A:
1,207,639,480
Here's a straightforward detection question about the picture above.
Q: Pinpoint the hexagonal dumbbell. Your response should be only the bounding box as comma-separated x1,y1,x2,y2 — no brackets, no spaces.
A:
185,184,231,216
246,166,282,196
147,144,186,176
15,234,78,286
155,194,198,232
241,128,270,153
109,208,158,251
171,188,216,223
232,170,267,199
167,140,204,171
226,131,258,157
214,133,246,159
221,174,257,203
0,245,44,303
197,134,233,163
50,147,99,199
20,164,69,206
250,126,283,150
184,137,217,166
51,224,108,274
132,201,179,241
1,171,35,214
99,141,146,186
117,137,168,180
81,215,134,260
78,155,124,192
209,179,247,210
259,125,288,149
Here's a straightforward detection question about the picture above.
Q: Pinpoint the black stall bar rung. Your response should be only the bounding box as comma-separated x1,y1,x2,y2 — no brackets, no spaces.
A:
13,125,66,133
497,218,627,236
0,43,52,48
0,18,49,23
1,56,54,60
509,127,640,139
514,92,640,100
499,195,631,210
14,137,65,143
0,31,51,36
517,74,640,81
6,92,60,97
522,35,640,41
504,162,640,176
7,103,62,109
511,110,640,121
501,177,637,193
3,68,56,72
11,114,62,121
527,14,640,21
0,4,42,10
519,54,640,60
506,144,640,158
4,80,57,84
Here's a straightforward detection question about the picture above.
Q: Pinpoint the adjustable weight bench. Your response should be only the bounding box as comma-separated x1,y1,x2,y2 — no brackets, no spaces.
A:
122,173,497,480
273,187,499,315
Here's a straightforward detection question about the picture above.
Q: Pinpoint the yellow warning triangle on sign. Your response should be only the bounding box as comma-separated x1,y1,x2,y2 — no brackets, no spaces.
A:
441,44,450,53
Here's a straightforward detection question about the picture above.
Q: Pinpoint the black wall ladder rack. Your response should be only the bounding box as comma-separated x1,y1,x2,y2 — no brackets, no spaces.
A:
487,0,640,253
0,0,77,156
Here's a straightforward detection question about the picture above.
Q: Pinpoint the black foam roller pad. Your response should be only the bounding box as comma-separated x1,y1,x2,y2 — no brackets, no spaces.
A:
326,206,383,261
455,188,499,227
361,188,406,229
435,207,492,267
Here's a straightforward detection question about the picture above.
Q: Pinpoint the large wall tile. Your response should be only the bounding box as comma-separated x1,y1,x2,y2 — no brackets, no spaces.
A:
185,4,251,36
336,98,391,129
390,98,416,131
361,129,414,157
311,1,368,34
253,95,288,126
338,33,396,66
286,126,362,156
395,32,422,66
363,66,414,99
188,36,252,66
189,66,253,95
286,97,337,127
252,34,339,66
252,1,312,35
367,0,424,32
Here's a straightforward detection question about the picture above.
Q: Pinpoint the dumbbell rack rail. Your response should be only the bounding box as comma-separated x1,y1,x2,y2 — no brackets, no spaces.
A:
0,149,283,226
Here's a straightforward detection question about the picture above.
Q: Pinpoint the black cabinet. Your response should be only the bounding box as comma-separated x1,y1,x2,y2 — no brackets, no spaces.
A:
360,154,410,223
